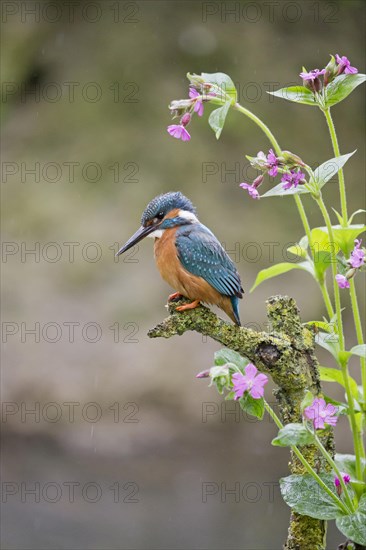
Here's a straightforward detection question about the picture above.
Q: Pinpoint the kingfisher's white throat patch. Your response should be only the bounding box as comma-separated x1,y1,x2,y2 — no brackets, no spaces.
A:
178,210,199,222
148,229,164,239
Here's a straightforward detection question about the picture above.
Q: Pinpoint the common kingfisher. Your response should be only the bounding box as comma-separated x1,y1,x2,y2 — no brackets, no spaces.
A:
116,192,243,325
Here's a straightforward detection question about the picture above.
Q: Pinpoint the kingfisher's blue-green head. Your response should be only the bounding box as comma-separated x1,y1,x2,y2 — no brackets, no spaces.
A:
116,192,197,255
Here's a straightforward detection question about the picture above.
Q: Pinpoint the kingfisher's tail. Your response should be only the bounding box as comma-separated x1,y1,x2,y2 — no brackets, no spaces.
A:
217,295,241,326
230,296,241,326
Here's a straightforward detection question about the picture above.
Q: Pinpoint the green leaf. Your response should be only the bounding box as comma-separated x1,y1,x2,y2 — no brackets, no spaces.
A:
315,331,340,363
214,348,249,370
267,86,317,106
287,243,308,259
261,181,310,198
311,227,340,255
325,73,366,108
280,474,343,519
311,151,356,189
350,344,366,360
333,225,366,256
310,227,340,283
201,72,237,101
348,209,366,225
272,423,314,447
239,393,264,420
319,366,359,398
262,151,355,199
335,454,366,481
208,100,231,139
313,251,332,283
314,225,365,257
332,208,345,226
336,493,366,545
250,261,314,291
299,235,309,249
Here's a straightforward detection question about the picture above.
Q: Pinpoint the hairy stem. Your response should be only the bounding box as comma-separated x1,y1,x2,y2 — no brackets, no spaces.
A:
323,108,348,225
316,196,344,349
316,196,364,478
349,278,366,425
234,102,282,155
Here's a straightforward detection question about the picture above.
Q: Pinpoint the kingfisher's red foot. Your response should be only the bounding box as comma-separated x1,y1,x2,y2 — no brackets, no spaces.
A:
168,292,184,302
176,300,200,312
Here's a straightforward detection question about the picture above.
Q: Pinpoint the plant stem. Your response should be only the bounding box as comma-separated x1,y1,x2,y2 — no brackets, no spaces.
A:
319,282,335,322
323,109,348,226
294,194,334,320
294,194,312,243
263,401,350,514
316,197,344,349
316,195,365,478
349,278,366,417
234,103,282,155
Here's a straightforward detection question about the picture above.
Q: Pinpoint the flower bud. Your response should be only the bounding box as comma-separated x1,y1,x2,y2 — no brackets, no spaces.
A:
282,150,306,168
324,55,337,86
345,268,356,280
334,472,350,496
181,112,191,127
196,369,210,379
170,99,194,111
252,174,264,189
313,77,322,93
209,365,231,393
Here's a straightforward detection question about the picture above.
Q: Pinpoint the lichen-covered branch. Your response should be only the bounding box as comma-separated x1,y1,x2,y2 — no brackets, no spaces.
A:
148,295,334,550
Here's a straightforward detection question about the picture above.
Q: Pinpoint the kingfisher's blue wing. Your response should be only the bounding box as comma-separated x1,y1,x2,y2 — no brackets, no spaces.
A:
176,224,243,298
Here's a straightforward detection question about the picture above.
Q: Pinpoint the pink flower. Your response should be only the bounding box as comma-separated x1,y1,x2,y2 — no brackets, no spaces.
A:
304,397,338,430
349,239,364,268
335,274,350,289
240,182,260,199
232,364,268,400
189,88,204,117
167,124,191,141
267,149,279,177
334,473,351,488
300,69,326,81
240,174,263,199
335,54,358,75
281,170,306,190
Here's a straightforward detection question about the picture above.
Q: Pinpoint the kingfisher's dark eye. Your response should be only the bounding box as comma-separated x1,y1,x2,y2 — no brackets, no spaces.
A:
156,211,164,220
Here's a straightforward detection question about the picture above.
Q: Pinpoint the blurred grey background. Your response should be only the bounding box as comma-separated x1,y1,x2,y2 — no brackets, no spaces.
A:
1,1,365,548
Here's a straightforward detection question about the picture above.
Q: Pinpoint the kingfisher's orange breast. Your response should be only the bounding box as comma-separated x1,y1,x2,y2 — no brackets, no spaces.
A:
154,228,233,318
154,228,187,292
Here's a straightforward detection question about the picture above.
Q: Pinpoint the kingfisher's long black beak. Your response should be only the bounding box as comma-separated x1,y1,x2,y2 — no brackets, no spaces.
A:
115,224,157,256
